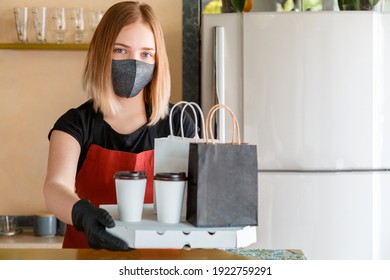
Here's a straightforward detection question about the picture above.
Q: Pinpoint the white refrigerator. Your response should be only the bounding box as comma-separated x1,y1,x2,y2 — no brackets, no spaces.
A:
201,11,390,260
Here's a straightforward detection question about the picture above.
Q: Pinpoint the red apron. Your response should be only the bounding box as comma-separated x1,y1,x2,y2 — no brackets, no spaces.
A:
63,117,155,248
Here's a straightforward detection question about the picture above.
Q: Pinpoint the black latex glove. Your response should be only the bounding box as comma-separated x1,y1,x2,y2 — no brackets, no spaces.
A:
72,199,131,251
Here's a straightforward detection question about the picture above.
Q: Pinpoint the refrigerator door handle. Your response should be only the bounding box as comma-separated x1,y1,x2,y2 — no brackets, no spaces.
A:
213,26,225,143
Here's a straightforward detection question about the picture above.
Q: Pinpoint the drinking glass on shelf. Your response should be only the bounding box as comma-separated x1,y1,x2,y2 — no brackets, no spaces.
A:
14,7,29,43
90,9,104,32
53,7,66,44
72,8,85,44
32,7,47,43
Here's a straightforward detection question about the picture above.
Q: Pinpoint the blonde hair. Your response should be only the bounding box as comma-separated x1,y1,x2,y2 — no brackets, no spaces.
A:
82,1,170,125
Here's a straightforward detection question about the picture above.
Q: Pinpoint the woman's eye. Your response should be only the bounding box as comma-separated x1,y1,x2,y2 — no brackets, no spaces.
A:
113,48,126,54
142,52,153,58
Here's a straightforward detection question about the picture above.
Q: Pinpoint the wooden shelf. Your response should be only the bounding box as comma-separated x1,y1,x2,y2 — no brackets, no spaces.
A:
0,43,89,50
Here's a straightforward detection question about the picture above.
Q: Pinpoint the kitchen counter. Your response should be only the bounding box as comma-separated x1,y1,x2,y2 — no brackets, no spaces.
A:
0,230,306,260
0,228,63,249
0,248,258,260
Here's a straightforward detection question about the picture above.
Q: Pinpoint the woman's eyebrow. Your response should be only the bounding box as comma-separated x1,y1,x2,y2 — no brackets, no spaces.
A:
114,42,131,48
142,47,156,51
113,43,155,52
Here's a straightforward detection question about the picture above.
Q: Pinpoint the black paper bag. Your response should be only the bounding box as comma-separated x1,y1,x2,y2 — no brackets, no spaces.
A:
186,104,258,227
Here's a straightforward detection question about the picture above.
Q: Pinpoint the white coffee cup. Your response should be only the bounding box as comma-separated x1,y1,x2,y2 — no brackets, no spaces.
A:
114,171,147,222
154,172,187,224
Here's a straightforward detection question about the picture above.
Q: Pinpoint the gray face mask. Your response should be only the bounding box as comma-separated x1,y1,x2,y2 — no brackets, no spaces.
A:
111,59,155,98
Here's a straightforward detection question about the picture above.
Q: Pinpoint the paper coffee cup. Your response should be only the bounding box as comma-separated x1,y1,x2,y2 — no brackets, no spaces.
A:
154,172,186,224
114,171,147,222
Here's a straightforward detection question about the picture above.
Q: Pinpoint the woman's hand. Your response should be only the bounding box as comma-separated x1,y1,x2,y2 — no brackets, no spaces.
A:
72,199,131,251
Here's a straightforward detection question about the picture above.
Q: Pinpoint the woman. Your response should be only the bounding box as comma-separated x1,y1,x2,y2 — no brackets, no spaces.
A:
43,1,195,250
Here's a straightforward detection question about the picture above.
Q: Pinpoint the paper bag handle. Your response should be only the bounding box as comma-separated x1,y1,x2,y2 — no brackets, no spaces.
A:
205,104,241,145
169,101,205,139
180,102,206,140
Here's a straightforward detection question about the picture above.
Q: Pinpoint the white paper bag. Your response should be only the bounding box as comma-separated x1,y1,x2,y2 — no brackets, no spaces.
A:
154,101,206,174
154,101,206,216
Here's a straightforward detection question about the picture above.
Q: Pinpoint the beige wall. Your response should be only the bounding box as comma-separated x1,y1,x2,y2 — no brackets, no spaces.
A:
0,0,182,215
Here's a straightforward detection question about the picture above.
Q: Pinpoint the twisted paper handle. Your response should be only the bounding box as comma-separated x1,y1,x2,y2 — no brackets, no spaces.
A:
205,104,241,145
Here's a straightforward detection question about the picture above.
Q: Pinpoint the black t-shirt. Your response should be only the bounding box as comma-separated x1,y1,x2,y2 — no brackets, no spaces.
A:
49,99,196,172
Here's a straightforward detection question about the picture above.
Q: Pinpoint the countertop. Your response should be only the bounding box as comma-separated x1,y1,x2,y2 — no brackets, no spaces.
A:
0,228,63,249
0,248,257,260
0,229,306,260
